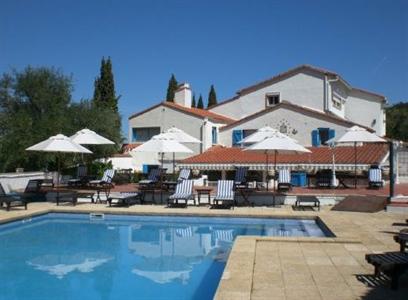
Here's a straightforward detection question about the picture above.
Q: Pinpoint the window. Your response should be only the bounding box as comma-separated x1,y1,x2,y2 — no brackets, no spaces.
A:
332,92,343,110
132,127,160,142
266,93,280,107
243,129,256,138
311,128,335,146
232,129,257,146
212,127,218,144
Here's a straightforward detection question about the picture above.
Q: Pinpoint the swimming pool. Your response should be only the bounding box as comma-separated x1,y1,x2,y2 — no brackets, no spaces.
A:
0,213,330,299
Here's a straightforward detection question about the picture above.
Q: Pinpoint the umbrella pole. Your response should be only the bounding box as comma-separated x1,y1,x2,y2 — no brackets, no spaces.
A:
161,152,164,204
274,150,277,207
354,142,357,189
265,151,269,191
57,153,60,205
173,152,175,177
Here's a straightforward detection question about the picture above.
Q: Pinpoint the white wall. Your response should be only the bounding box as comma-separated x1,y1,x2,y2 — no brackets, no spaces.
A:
210,70,325,119
219,107,351,147
345,90,386,136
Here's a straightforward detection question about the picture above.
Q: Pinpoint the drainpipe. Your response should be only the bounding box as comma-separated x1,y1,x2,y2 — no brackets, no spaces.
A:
201,118,208,153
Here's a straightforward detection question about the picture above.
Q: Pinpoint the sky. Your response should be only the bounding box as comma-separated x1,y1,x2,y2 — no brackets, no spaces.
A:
1,0,407,139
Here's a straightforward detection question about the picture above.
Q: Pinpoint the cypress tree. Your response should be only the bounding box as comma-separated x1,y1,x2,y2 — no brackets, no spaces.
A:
197,94,204,109
93,57,119,112
191,93,196,108
207,84,217,108
166,74,178,102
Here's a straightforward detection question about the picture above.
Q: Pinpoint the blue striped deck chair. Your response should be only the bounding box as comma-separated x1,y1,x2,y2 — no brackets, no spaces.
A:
212,180,235,209
278,169,292,191
89,169,115,186
139,168,161,186
368,167,383,188
167,179,194,207
178,168,191,182
68,165,88,186
234,167,248,187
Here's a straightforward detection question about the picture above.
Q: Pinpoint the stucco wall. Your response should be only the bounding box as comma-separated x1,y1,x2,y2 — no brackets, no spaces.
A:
345,90,385,136
219,107,352,147
210,70,325,119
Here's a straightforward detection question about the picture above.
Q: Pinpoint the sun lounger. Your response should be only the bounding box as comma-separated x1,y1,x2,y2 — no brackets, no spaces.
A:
167,180,194,207
315,169,332,188
278,169,292,191
212,180,235,209
368,167,383,188
107,192,141,207
68,165,91,187
234,167,248,187
139,168,162,186
88,169,115,186
0,183,28,211
365,252,408,289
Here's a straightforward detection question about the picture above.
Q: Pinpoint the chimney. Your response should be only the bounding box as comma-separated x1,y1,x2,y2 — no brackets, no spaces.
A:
174,83,192,108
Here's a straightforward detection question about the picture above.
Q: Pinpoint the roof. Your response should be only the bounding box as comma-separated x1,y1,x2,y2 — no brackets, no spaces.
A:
181,143,388,165
210,64,386,109
128,101,236,124
220,101,374,132
121,143,142,153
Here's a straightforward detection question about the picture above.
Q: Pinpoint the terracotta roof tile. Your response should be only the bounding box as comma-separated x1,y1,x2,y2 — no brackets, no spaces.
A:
181,143,388,165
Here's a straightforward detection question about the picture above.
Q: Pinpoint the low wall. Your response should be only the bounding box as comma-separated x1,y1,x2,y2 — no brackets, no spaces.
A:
0,171,49,192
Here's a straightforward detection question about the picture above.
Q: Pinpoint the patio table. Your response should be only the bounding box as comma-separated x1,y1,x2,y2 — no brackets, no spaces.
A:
235,187,255,207
196,187,212,206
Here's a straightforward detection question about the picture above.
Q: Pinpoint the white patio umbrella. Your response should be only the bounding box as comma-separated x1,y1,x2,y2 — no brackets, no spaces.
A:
70,128,115,145
335,125,386,188
238,126,291,144
245,132,311,193
131,134,193,202
26,134,92,193
164,127,201,174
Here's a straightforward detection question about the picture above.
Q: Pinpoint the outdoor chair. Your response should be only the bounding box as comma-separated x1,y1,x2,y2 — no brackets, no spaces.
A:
167,179,194,207
107,192,141,207
212,180,235,209
178,168,191,182
139,168,162,186
68,165,91,187
277,169,292,191
88,169,115,187
234,167,248,188
315,169,332,188
0,183,28,211
368,167,383,188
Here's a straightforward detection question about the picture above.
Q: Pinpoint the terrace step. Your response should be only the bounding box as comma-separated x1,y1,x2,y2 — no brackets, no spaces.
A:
387,201,408,214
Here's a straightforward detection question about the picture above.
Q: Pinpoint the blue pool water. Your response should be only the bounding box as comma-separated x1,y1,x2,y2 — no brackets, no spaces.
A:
0,213,329,300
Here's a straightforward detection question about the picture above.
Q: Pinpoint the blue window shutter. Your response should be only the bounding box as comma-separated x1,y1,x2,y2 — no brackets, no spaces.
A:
232,130,243,146
132,129,137,142
312,130,320,147
142,164,148,174
329,129,335,140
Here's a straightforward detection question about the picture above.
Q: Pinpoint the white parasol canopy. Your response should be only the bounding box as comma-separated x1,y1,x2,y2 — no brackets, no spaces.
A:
164,127,201,144
132,133,194,155
70,128,115,145
26,134,92,153
334,125,386,188
239,126,298,144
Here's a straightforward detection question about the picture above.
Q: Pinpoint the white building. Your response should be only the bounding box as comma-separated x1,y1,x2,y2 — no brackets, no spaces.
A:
126,65,387,172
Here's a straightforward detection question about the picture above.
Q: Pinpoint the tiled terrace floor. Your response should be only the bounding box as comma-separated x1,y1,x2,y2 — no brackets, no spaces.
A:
0,202,407,299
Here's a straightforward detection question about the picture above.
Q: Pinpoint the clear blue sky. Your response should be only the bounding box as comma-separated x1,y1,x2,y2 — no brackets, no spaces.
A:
1,0,407,139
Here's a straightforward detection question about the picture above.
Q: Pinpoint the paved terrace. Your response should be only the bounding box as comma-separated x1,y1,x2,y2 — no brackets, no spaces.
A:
0,202,407,300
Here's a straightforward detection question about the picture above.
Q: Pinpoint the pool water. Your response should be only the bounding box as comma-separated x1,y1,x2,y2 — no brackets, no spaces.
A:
0,213,329,300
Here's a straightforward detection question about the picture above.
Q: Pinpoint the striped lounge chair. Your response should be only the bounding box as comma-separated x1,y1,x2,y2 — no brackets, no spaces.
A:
167,180,194,207
139,168,162,186
278,169,292,191
234,167,248,187
68,165,88,187
107,192,141,207
212,180,235,209
88,169,115,186
0,183,28,211
369,167,383,188
178,168,191,182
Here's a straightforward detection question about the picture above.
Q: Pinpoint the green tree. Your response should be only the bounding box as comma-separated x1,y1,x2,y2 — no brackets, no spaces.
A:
93,57,119,112
197,94,204,109
166,74,178,102
191,93,196,108
207,84,217,108
386,102,408,141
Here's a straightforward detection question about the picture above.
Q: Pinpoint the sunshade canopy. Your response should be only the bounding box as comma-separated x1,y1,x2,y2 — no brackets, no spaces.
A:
164,127,201,144
70,128,115,145
335,126,386,143
239,126,298,144
245,132,311,154
132,133,193,154
26,134,92,154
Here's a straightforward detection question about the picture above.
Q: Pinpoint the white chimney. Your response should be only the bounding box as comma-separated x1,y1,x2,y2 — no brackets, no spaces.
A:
174,83,192,108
